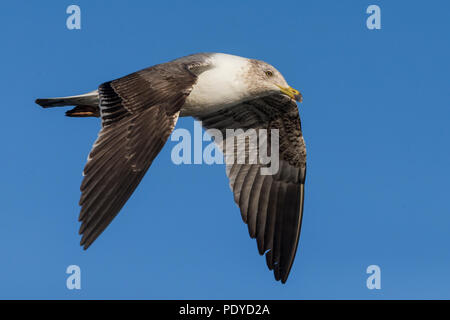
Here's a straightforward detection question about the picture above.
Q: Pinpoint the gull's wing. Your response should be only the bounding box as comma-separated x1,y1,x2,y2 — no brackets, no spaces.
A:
79,60,210,249
197,94,307,283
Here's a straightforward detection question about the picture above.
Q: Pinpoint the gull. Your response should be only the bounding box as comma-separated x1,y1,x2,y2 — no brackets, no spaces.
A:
36,53,307,283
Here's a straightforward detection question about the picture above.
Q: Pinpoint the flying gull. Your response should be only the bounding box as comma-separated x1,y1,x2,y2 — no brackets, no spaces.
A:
35,53,307,283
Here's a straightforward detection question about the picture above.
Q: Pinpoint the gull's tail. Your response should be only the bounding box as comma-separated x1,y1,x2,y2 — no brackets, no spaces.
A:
35,90,100,117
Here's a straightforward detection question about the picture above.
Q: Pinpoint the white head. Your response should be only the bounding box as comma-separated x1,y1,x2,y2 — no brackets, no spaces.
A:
185,53,302,113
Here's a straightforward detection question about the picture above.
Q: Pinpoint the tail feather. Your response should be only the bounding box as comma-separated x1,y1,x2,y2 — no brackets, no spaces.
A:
36,90,100,117
65,105,100,117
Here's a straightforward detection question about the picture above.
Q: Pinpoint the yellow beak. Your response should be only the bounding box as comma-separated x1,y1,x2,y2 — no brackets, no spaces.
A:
277,85,303,102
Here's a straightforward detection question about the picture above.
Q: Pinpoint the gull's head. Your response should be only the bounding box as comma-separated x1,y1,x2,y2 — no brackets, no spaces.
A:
186,53,302,113
246,59,302,103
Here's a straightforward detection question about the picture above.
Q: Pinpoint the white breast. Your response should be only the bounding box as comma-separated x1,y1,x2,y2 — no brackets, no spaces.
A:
181,53,251,117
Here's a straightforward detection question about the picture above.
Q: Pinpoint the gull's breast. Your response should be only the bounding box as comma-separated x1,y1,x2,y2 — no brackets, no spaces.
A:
181,55,250,117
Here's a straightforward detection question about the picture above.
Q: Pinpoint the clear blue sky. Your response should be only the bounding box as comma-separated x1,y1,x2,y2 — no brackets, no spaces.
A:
0,0,449,299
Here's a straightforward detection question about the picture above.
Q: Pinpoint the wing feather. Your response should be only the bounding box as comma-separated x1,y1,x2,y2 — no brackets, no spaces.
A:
197,94,306,283
78,58,209,249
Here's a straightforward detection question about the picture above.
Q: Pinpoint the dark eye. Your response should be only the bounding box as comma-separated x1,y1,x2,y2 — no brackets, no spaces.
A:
265,70,273,77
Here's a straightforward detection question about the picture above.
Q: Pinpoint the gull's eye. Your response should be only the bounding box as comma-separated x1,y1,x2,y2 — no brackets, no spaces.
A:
265,70,273,77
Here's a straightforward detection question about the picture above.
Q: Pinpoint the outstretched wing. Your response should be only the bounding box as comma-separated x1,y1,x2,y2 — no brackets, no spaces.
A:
197,94,306,283
79,60,210,249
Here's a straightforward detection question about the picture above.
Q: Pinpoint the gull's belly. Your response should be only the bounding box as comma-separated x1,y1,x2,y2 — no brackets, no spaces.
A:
181,82,246,117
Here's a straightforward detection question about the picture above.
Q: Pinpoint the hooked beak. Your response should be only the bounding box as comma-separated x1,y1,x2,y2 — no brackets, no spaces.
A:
277,85,303,102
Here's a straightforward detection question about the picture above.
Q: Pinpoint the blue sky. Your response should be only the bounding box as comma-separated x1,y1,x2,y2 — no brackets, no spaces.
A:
0,0,449,299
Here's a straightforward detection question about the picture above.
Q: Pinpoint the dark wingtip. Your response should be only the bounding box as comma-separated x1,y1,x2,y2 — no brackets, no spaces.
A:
281,273,289,284
80,238,90,250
